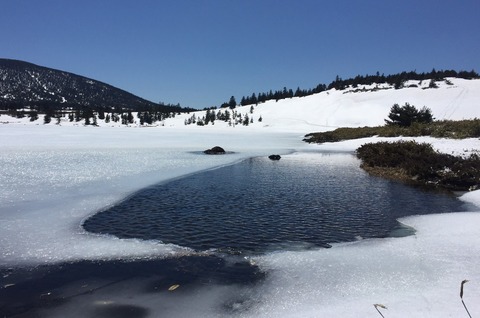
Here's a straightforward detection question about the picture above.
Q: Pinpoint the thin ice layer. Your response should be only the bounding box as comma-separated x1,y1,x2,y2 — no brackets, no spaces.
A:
0,126,302,265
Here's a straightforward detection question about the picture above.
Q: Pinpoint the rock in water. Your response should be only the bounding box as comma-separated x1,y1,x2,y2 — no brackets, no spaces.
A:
268,154,281,160
204,146,226,154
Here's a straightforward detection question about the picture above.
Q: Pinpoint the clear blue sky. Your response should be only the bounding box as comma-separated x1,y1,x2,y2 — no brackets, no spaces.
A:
2,0,479,109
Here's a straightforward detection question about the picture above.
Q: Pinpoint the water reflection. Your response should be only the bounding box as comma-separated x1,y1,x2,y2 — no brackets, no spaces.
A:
84,153,468,253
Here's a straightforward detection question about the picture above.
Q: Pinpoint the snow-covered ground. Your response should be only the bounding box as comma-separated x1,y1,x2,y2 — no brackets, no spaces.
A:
2,77,480,133
1,78,480,317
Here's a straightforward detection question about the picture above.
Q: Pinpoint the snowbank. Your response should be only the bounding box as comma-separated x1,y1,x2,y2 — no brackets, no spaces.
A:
251,211,480,318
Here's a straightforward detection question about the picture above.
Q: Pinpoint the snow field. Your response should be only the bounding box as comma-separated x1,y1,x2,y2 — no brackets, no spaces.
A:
1,77,480,316
2,78,479,134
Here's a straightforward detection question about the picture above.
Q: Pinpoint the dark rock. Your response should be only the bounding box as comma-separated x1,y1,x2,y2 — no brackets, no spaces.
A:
268,154,281,160
204,146,226,155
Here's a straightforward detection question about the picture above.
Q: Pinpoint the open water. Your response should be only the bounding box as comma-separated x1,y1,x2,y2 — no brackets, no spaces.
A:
84,152,468,253
1,152,472,317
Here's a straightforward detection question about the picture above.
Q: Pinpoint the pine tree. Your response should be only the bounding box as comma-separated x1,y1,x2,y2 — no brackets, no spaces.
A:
145,112,153,125
294,87,302,97
205,109,211,125
429,79,438,88
127,111,134,124
385,103,433,127
243,114,249,126
417,106,434,123
29,111,39,122
250,93,258,105
228,96,237,109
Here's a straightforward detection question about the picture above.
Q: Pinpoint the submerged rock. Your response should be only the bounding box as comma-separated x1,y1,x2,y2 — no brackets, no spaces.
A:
204,146,226,155
268,154,281,160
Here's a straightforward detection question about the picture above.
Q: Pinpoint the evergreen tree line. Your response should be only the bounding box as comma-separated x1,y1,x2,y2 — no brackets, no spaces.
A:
327,69,479,91
16,109,176,126
217,69,479,109
0,99,195,117
218,83,328,109
185,107,262,127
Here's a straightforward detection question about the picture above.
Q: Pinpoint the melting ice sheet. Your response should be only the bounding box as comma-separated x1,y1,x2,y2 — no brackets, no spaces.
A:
250,212,480,317
1,125,480,317
0,126,302,265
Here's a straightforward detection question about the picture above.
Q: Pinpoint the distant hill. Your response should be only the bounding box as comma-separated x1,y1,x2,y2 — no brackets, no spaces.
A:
170,76,480,133
219,69,479,109
0,58,191,113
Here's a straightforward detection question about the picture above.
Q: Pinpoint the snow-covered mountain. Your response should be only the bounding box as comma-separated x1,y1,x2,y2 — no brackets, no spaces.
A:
0,58,183,112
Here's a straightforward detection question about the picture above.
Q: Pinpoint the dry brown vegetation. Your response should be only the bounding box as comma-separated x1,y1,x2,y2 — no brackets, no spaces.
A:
303,119,480,143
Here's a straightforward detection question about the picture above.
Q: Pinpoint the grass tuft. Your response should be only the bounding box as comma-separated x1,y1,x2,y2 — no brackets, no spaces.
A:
460,279,473,318
374,304,388,317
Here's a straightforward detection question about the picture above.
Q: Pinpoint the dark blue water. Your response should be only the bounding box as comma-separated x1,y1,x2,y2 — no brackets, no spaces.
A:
83,153,469,254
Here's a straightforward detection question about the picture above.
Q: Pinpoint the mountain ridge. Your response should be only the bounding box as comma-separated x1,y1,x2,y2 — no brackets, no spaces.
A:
0,58,189,113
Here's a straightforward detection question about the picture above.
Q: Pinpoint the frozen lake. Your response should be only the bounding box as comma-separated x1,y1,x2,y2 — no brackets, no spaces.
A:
1,126,480,317
2,151,474,317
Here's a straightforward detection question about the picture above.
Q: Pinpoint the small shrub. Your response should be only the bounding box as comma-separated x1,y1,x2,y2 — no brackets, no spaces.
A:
356,141,480,191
